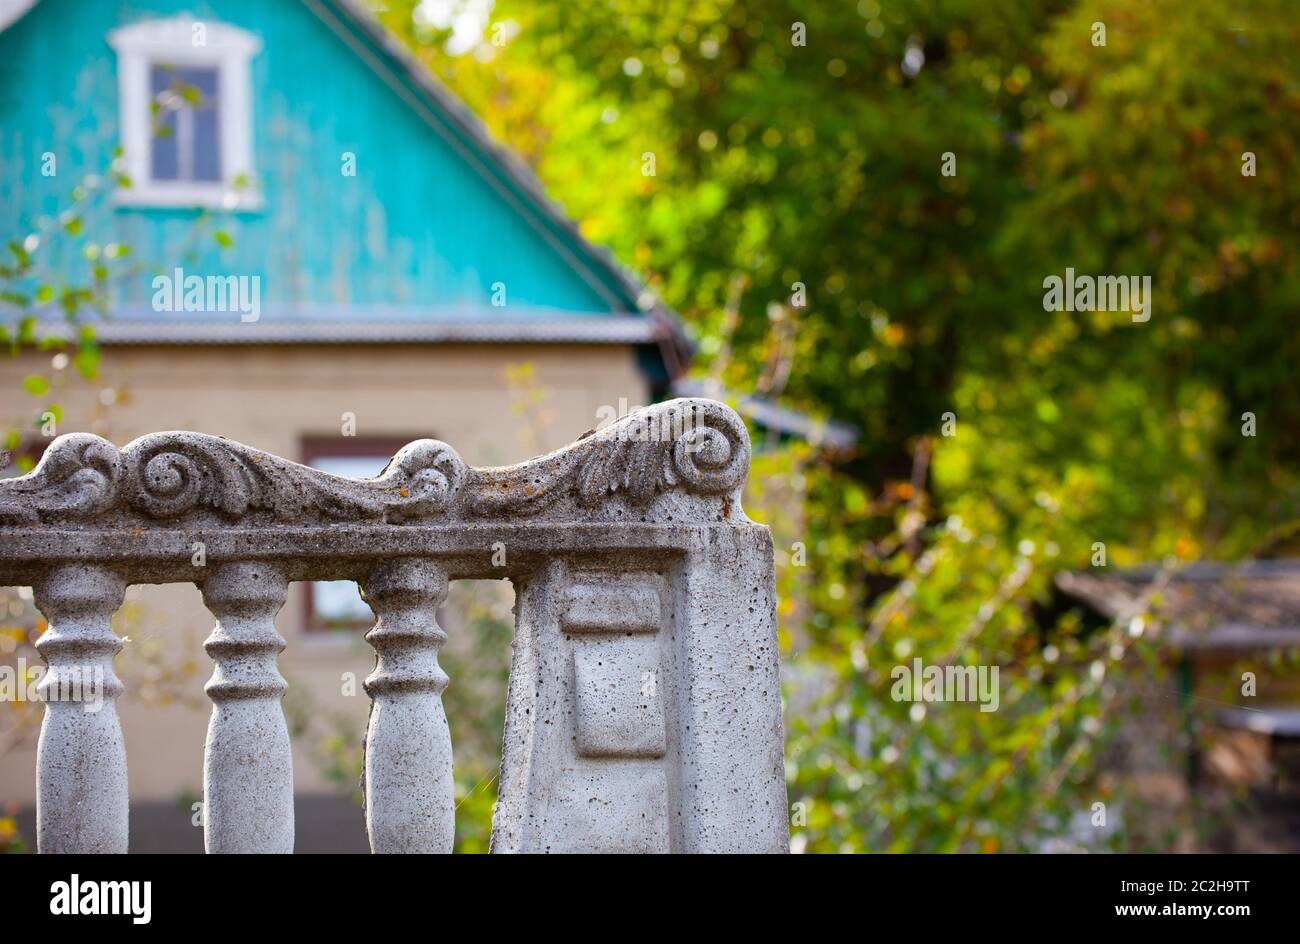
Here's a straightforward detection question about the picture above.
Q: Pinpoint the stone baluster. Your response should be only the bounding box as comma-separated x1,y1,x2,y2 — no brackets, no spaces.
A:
361,558,454,853
32,564,128,854
200,562,293,853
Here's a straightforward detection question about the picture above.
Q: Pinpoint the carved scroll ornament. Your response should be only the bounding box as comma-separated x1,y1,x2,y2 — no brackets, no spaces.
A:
0,398,751,528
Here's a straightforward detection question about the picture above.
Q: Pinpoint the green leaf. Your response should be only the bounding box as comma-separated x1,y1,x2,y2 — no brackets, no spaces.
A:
22,374,49,396
74,341,100,379
7,240,31,267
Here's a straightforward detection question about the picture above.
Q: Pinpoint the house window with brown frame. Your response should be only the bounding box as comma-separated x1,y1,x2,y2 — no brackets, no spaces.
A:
301,435,421,632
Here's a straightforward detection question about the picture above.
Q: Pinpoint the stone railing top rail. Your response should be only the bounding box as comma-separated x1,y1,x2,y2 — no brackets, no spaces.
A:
0,398,751,531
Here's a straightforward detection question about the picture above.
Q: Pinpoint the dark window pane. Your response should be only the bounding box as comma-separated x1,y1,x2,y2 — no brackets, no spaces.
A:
148,64,221,183
150,111,180,180
148,65,179,180
192,102,221,182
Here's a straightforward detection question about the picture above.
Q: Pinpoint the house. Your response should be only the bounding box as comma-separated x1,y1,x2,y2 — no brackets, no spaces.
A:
0,0,691,837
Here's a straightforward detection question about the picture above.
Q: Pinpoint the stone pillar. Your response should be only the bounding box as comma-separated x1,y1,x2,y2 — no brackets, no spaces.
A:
200,562,294,853
492,529,789,853
674,526,788,852
361,558,454,853
32,564,128,854
494,561,672,853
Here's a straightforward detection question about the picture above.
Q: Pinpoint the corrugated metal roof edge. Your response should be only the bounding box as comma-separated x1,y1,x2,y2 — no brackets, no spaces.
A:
30,318,662,345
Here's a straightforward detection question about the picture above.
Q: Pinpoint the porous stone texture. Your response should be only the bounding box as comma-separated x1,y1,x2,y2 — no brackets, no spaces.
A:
0,398,749,530
32,564,128,854
0,398,789,854
573,636,666,759
491,536,787,854
200,562,294,854
674,526,787,852
361,558,455,853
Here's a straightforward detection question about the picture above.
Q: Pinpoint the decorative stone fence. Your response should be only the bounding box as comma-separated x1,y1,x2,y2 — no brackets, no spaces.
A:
0,398,788,854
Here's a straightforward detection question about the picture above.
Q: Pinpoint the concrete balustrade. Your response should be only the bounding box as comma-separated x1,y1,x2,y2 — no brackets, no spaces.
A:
0,398,788,854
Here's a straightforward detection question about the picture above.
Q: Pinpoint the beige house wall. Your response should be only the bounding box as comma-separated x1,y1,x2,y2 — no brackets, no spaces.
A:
0,341,652,804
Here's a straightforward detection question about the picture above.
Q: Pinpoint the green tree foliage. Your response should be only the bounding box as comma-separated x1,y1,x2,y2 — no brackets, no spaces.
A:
372,0,1300,851
382,0,1298,543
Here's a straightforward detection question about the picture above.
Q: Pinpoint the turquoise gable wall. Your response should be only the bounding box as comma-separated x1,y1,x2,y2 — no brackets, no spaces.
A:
0,0,626,317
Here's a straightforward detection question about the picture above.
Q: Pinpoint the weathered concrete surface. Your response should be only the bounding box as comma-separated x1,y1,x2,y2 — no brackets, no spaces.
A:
0,398,788,854
492,537,788,853
32,564,129,854
361,558,455,853
200,562,294,854
0,399,749,532
674,525,787,852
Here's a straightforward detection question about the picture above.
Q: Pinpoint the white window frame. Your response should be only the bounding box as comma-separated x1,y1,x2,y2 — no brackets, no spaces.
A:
108,16,263,210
